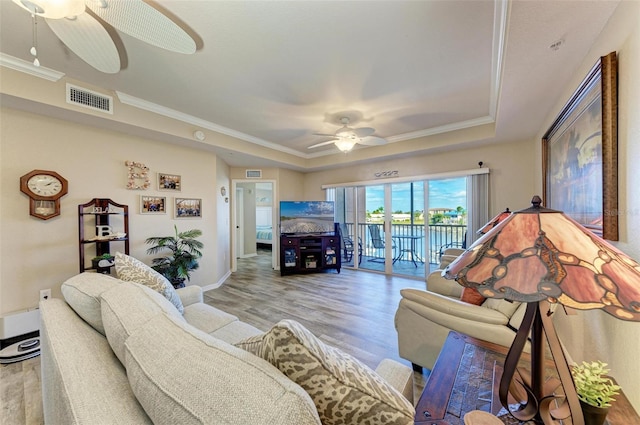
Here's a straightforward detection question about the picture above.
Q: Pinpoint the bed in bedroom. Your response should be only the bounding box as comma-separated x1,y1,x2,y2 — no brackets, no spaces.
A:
256,206,273,245
256,225,273,245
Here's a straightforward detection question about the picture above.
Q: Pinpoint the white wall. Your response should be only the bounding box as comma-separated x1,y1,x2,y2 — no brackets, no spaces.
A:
535,0,640,410
0,107,228,314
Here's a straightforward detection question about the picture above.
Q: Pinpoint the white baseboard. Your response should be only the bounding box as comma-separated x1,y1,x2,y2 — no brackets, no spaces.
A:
200,269,231,292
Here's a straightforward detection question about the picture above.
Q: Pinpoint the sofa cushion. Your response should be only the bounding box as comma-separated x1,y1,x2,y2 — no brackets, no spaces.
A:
182,303,237,334
61,272,122,335
482,298,522,318
101,281,186,364
39,299,153,424
235,319,414,425
115,252,184,314
460,287,485,305
124,313,321,425
210,320,263,344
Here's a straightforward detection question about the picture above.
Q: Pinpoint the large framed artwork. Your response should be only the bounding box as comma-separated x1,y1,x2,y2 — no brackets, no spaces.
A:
542,52,618,241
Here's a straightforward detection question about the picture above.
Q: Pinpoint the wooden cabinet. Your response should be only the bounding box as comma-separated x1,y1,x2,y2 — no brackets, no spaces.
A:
78,198,129,274
280,225,340,276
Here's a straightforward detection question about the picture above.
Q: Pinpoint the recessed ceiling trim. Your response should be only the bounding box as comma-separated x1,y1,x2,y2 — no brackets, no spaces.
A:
115,91,305,158
386,116,495,143
489,0,509,119
0,53,65,82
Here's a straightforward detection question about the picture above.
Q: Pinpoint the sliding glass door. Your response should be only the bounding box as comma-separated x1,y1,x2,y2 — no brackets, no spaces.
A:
390,182,426,276
332,174,476,279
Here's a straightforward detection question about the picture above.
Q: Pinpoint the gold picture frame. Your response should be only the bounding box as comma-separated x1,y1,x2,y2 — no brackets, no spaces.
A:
542,52,618,241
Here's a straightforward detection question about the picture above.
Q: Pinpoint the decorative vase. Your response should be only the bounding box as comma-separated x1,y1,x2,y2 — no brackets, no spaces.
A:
580,400,609,425
170,277,186,289
92,257,115,274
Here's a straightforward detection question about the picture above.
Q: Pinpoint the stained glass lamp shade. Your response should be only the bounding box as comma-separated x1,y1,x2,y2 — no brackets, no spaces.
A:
443,196,640,424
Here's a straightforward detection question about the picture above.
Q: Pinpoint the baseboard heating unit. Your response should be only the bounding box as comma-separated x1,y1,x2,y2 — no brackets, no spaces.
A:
0,308,40,364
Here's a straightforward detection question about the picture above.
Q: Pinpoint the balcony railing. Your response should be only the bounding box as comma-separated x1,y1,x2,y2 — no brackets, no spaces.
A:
342,223,466,265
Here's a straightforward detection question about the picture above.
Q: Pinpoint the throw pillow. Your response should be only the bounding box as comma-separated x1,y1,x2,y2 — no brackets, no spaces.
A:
235,319,414,425
114,252,184,314
460,287,485,305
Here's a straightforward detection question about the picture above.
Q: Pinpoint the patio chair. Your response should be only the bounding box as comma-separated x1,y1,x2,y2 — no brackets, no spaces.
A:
437,231,467,261
338,223,362,264
367,224,397,263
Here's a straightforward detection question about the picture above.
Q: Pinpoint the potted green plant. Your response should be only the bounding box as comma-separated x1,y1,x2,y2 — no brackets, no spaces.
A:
91,253,115,273
145,225,203,289
572,360,621,425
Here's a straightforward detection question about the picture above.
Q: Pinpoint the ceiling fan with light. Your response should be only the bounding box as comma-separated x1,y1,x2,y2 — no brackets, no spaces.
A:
308,117,388,153
12,0,196,74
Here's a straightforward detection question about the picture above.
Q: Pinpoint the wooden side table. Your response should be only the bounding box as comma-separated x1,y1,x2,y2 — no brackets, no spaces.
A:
415,331,639,425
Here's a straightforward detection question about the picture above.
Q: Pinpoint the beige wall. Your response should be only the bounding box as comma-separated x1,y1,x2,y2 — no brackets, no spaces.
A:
534,0,640,410
0,108,228,314
303,140,537,216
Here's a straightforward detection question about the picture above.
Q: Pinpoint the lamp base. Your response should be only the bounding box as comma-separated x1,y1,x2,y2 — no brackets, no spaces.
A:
498,301,584,425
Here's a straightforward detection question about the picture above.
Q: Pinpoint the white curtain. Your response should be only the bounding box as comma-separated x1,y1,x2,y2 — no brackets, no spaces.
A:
466,173,489,246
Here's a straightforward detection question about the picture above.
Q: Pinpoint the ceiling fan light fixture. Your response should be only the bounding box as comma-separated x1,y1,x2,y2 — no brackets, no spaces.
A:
335,139,356,152
13,0,85,19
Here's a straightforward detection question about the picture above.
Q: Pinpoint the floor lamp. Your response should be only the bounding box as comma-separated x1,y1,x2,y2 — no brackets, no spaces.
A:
443,196,640,425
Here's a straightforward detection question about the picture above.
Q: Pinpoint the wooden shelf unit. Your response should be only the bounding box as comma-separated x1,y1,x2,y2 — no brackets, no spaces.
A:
78,198,129,274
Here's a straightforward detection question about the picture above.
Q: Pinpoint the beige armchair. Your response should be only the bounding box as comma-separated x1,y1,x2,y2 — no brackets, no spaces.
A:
394,249,528,371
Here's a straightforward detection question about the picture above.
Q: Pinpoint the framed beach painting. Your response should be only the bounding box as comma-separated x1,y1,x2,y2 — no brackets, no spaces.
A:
542,52,618,241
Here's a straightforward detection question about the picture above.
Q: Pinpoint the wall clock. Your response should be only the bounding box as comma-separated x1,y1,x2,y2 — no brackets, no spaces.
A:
20,170,68,220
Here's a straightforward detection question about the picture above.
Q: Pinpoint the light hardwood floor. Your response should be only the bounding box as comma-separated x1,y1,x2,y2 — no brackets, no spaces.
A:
0,249,428,424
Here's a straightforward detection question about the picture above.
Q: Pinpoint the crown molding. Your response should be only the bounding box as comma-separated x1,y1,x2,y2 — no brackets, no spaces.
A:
386,116,496,143
0,53,65,82
115,91,308,159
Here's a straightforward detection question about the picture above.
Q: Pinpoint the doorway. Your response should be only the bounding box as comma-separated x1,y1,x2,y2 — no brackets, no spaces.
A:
231,180,277,272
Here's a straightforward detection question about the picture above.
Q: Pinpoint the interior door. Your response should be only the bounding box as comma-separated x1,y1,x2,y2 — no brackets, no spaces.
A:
235,187,244,259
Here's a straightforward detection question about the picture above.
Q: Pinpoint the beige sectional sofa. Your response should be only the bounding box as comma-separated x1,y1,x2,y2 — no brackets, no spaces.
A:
41,268,415,424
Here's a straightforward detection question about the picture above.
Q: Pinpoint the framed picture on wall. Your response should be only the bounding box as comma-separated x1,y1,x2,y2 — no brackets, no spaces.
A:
158,173,181,191
542,52,618,241
140,196,166,214
175,198,202,218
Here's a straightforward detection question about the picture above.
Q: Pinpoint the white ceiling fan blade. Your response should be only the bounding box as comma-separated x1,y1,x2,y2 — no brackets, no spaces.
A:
358,136,388,146
46,14,120,73
313,132,339,137
85,0,196,54
353,127,375,138
308,140,339,149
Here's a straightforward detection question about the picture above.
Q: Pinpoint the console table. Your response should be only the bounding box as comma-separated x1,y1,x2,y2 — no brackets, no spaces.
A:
415,331,639,425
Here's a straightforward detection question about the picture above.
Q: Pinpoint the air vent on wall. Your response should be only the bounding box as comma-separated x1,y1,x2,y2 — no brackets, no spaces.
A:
246,170,262,178
66,84,113,114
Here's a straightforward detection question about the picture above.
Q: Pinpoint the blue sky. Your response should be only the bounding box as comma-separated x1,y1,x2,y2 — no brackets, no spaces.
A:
365,178,466,213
